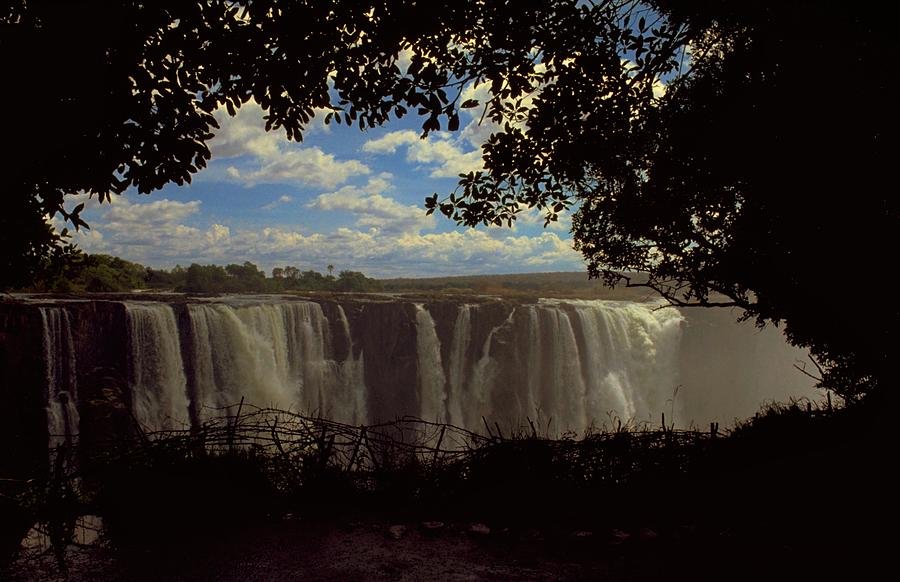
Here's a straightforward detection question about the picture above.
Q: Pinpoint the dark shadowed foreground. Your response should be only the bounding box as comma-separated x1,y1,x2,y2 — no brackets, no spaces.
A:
8,516,858,582
4,400,895,581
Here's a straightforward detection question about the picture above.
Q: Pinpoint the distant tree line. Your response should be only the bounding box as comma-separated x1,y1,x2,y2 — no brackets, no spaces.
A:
20,254,381,294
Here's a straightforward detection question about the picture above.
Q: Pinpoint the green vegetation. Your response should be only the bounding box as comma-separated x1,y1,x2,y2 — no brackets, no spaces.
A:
26,254,148,293
2,1,893,575
5,400,889,577
4,0,889,401
21,254,381,294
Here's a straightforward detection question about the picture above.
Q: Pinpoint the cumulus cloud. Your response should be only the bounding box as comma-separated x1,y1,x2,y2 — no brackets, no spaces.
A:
64,196,206,258
211,101,369,188
261,195,294,210
394,229,579,268
308,173,435,234
514,205,573,233
206,223,231,245
363,130,482,178
104,198,201,226
361,66,548,181
75,194,583,276
362,130,420,155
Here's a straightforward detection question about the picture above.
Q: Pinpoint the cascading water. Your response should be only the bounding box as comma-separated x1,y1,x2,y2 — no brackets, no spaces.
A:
560,300,684,426
118,298,689,433
124,302,190,432
40,307,79,450
445,304,471,428
186,300,363,423
335,305,367,425
188,303,304,417
25,296,813,443
415,304,448,423
464,309,516,430
438,300,685,435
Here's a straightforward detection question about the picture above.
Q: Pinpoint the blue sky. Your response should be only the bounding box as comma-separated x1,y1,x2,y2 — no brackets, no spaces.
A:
66,80,585,278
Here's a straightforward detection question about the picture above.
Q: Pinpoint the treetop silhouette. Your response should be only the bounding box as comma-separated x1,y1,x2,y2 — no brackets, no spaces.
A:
3,1,894,398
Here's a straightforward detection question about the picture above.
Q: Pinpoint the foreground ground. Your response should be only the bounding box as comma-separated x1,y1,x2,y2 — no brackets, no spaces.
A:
9,513,881,582
6,402,895,581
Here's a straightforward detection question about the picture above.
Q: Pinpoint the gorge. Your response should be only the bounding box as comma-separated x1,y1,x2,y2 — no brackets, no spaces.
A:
0,294,815,474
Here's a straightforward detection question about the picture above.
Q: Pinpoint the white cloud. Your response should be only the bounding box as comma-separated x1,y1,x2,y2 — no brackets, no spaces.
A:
104,198,201,226
362,130,420,155
407,137,482,178
261,195,294,210
360,70,546,181
393,229,579,268
305,108,335,135
396,47,414,76
223,145,369,189
514,205,573,233
308,173,435,234
76,194,584,276
66,196,208,258
211,101,369,188
363,130,482,178
206,223,231,245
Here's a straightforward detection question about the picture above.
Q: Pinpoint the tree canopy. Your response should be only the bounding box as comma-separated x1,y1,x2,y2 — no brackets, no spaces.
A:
4,1,894,398
23,253,381,294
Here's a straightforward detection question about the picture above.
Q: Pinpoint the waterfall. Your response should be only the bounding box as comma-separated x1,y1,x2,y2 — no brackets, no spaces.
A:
465,309,516,429
125,303,190,432
278,302,328,414
40,307,79,449
335,305,366,425
186,300,353,421
189,303,299,418
445,305,471,427
536,300,683,431
415,304,448,423
27,295,812,441
527,301,682,431
451,300,685,434
560,300,684,427
540,305,588,432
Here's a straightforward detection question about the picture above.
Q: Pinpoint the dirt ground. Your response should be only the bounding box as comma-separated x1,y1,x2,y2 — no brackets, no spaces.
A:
8,518,747,581
8,513,881,581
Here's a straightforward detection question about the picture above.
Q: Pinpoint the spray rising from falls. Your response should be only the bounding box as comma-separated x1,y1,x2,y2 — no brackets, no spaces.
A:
187,301,363,424
445,304,471,428
25,296,813,442
436,300,685,434
414,304,448,423
125,303,190,432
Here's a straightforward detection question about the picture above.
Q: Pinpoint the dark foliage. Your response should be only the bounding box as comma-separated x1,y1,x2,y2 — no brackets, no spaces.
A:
4,1,893,398
10,402,893,578
2,0,506,290
18,253,382,293
425,2,895,399
96,452,278,548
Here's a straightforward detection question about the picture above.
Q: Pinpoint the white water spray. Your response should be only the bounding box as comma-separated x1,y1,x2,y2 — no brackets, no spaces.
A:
415,304,448,423
125,302,191,432
445,304,471,427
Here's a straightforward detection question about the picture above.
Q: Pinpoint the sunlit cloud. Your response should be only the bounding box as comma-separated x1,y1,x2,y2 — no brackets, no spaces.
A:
70,64,588,278
514,205,573,233
211,102,369,188
308,173,435,234
261,195,294,210
363,130,482,178
72,194,584,276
